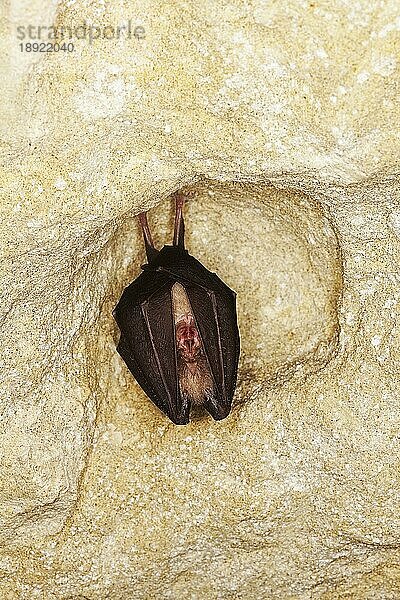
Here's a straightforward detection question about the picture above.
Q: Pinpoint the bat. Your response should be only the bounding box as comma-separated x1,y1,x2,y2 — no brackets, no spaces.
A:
113,193,240,425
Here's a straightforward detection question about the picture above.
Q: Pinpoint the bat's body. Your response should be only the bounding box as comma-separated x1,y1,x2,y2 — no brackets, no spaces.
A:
171,282,215,406
113,194,240,425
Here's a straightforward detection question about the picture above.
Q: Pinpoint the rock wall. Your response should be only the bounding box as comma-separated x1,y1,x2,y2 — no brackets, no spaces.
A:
1,0,400,597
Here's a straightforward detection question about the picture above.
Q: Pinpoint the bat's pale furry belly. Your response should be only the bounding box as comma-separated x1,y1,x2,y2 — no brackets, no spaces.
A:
171,282,215,405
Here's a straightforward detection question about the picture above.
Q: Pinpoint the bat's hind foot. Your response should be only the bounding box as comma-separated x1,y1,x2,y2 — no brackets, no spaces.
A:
173,193,185,248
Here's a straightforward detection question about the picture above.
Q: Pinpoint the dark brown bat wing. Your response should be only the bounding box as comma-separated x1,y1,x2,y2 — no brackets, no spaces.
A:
115,274,190,425
185,283,239,420
113,245,240,424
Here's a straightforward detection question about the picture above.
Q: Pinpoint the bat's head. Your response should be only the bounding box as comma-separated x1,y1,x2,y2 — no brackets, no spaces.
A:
176,315,202,362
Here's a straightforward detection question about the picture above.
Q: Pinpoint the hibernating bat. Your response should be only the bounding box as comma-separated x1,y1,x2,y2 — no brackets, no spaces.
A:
113,193,240,425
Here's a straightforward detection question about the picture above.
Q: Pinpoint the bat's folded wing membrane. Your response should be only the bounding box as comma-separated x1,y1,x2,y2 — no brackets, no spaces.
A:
185,281,240,420
115,276,190,425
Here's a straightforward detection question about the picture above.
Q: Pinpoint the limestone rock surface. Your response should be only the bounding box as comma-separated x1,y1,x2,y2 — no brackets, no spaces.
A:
1,0,400,597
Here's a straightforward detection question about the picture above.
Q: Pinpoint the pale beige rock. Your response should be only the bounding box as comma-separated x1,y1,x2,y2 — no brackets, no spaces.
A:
1,0,400,597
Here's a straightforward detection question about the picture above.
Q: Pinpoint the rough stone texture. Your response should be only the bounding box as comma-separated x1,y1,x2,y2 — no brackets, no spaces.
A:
1,0,400,597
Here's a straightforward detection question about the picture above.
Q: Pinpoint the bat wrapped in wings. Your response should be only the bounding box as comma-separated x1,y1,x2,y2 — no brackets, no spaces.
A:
113,193,240,425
